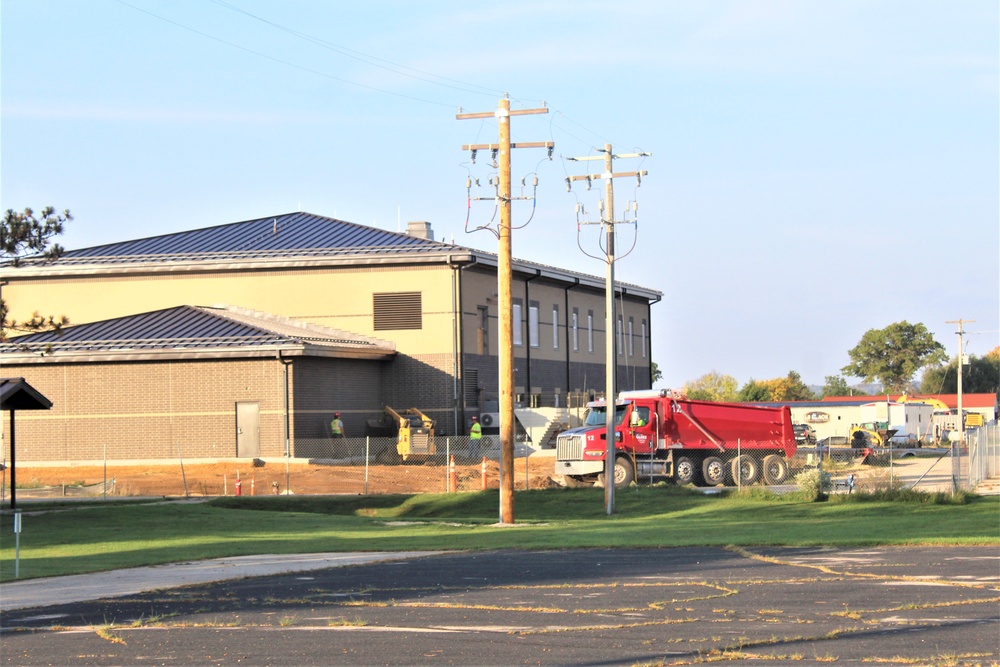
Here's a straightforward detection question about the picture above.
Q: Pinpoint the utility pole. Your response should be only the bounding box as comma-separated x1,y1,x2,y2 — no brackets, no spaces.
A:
458,96,553,524
566,144,648,515
947,319,974,438
946,319,974,493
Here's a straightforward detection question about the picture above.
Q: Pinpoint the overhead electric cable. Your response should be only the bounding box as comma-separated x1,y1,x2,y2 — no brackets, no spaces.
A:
207,0,504,98
113,0,458,108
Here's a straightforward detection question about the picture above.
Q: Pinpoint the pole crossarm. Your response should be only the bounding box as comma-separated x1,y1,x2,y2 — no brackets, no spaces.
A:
457,107,550,120
567,151,650,161
463,141,555,151
568,170,647,182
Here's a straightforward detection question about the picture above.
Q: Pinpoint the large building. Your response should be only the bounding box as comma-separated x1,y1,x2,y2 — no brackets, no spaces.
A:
1,212,661,462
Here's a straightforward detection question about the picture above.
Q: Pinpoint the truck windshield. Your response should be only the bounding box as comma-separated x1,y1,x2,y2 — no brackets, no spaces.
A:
584,405,628,427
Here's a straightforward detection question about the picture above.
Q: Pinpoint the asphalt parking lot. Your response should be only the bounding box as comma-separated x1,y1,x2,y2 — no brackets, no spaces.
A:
1,546,998,666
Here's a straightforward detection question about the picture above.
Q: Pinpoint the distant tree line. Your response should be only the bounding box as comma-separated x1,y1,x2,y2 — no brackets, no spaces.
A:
676,321,998,401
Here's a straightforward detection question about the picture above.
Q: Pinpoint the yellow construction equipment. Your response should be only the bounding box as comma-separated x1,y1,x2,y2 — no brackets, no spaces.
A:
366,407,436,463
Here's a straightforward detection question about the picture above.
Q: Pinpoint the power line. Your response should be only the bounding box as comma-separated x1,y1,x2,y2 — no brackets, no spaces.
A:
113,0,459,108
206,0,505,99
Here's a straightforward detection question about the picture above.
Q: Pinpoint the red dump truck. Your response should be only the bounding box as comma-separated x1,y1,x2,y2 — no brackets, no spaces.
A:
555,389,797,487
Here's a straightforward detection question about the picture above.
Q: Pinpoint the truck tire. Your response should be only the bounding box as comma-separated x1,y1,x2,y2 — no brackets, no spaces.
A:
730,455,759,486
598,457,635,488
674,456,698,485
762,455,789,485
702,456,726,486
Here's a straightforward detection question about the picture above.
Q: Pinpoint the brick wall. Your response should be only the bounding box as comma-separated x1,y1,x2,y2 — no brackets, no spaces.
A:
1,358,285,462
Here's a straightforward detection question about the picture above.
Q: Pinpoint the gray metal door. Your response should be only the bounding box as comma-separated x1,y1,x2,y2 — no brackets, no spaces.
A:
236,402,260,458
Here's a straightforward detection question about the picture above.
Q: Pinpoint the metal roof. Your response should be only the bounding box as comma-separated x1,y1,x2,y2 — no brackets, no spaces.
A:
0,305,396,364
4,211,662,301
55,212,451,265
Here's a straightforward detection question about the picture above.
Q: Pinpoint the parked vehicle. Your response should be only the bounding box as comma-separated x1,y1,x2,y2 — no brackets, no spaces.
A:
793,423,817,445
555,390,797,487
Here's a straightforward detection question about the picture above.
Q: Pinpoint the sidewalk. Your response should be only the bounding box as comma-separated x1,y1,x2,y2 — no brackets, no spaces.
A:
0,551,445,613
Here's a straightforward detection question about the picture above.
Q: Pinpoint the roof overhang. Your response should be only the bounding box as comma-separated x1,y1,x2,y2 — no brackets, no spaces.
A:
0,343,396,365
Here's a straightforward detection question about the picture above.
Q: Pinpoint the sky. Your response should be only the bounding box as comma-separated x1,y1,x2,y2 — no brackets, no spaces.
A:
2,0,998,391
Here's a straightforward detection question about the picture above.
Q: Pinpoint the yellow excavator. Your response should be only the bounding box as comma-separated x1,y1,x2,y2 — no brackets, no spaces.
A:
366,407,436,463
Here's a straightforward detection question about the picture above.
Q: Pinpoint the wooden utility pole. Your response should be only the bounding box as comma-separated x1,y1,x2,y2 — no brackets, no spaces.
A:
946,319,975,436
566,144,648,515
458,96,552,524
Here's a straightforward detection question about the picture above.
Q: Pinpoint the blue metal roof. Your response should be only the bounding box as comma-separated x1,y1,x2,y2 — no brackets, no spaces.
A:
0,305,395,356
57,212,451,264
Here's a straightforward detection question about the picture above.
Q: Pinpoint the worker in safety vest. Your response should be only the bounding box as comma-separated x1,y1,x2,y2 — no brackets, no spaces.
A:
330,412,346,439
469,415,483,459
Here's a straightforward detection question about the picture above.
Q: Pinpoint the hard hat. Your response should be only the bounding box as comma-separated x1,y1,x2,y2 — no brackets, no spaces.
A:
334,412,341,417
471,415,478,421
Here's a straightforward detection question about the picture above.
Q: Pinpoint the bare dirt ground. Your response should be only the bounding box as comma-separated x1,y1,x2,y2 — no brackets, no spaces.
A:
5,456,561,499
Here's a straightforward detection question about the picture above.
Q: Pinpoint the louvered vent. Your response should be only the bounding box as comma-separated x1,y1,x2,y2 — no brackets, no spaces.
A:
463,369,479,403
373,292,422,330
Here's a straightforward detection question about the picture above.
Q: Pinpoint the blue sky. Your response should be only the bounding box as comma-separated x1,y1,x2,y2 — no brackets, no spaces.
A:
3,0,998,390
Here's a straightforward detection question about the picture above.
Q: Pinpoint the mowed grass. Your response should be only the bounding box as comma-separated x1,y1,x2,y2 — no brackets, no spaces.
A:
1,486,997,582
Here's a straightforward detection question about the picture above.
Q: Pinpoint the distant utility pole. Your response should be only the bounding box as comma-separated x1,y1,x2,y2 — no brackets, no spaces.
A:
566,144,648,515
946,319,975,436
457,96,553,525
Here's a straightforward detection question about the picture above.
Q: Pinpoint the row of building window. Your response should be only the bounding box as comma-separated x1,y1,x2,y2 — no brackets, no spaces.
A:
373,292,647,359
509,302,646,358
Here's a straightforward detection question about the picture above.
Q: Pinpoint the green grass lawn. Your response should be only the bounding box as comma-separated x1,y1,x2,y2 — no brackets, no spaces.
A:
1,487,997,582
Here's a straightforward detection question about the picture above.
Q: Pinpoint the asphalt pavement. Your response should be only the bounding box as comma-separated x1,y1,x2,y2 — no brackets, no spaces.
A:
2,546,998,666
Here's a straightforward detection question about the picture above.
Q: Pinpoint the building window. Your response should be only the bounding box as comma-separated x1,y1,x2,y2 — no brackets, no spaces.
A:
552,305,559,350
373,292,422,330
513,300,523,347
616,315,623,355
587,310,594,353
628,317,634,357
572,308,579,351
528,301,539,348
641,319,647,358
477,306,489,355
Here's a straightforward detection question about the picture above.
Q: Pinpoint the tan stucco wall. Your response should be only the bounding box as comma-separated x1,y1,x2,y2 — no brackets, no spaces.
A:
4,264,456,356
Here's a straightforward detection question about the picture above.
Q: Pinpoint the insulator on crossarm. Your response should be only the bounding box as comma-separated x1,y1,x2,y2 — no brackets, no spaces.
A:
565,177,572,192
636,173,642,187
470,149,477,164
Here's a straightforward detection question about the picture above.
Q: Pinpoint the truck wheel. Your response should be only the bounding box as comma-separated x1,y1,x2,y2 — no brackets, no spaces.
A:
674,456,698,485
730,455,759,486
762,455,789,485
613,457,635,487
702,456,725,486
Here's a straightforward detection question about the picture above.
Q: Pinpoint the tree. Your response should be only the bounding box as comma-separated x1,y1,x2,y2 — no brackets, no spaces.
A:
683,371,739,402
1,206,72,340
737,379,771,402
821,374,868,398
737,371,815,402
920,347,1000,394
650,361,663,384
842,321,947,393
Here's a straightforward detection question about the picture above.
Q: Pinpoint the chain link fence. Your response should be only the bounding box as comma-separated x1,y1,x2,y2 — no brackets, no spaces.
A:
791,425,1000,495
3,436,559,500
5,426,998,500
